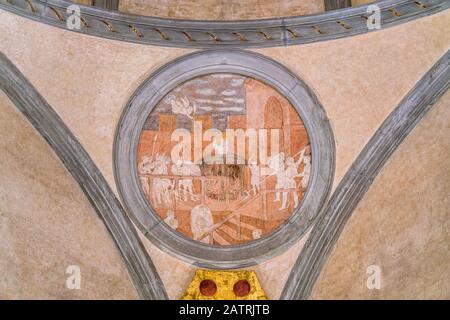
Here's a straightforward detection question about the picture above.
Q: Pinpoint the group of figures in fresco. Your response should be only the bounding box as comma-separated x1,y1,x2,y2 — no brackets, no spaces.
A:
138,146,311,243
139,156,202,206
253,147,311,210
136,74,311,245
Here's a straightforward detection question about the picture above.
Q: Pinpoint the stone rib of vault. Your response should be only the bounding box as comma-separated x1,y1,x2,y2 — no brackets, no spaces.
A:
0,52,168,300
281,49,450,300
0,0,448,48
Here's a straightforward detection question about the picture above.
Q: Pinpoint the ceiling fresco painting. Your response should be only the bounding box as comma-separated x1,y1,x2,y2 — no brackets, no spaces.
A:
136,74,311,246
1,0,449,304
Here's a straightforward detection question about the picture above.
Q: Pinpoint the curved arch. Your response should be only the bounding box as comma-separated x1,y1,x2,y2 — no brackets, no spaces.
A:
0,52,168,300
0,0,448,48
280,50,450,300
114,50,335,269
264,97,283,128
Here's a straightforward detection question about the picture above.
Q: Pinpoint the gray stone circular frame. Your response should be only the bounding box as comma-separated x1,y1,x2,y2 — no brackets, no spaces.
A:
114,50,335,269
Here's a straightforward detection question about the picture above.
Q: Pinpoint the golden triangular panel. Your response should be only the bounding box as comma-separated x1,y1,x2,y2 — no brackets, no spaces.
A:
181,269,267,300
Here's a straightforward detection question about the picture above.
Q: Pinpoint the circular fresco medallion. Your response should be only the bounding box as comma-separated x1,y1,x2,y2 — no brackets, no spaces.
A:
136,74,311,246
115,50,335,267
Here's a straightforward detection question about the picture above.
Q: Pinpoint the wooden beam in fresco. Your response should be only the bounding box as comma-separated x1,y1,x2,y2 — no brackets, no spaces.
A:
324,0,352,11
92,0,119,10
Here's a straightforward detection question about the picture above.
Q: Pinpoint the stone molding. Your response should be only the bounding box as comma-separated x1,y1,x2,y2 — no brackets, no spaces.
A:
0,0,448,48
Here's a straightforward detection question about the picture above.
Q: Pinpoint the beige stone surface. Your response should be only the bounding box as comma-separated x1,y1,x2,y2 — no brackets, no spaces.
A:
139,230,309,300
312,90,450,299
139,234,195,299
0,8,449,299
253,230,310,299
119,0,324,20
0,91,138,299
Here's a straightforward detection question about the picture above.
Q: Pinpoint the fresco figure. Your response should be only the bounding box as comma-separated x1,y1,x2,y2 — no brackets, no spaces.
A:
138,155,153,174
164,210,179,230
172,160,201,202
138,155,153,196
139,177,150,197
252,228,262,240
279,154,302,210
249,161,261,195
168,95,196,119
279,147,310,210
270,153,286,203
300,153,311,190
149,154,174,207
191,204,214,244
